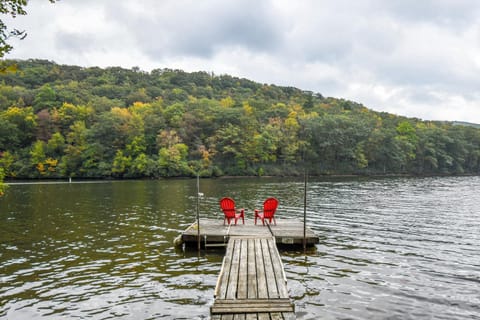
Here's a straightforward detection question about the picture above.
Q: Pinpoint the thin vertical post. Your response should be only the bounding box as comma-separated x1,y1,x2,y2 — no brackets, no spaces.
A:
303,170,307,251
196,173,201,251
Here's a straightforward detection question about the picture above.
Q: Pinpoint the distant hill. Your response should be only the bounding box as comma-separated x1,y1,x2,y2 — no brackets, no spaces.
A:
1,59,480,178
451,121,480,128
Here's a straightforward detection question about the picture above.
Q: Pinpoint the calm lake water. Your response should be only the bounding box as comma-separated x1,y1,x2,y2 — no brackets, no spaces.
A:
1,176,479,319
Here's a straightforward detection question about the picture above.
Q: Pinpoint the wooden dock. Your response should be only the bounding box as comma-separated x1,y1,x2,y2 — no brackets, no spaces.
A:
179,218,319,247
211,236,295,319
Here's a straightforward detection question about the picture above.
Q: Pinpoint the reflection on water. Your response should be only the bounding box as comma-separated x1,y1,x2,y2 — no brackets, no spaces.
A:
1,177,480,319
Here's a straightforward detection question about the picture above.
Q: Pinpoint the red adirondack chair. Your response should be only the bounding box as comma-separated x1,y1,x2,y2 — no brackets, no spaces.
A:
219,197,245,225
254,197,279,225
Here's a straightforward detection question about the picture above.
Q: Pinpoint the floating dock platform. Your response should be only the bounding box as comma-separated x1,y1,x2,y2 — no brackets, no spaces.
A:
211,236,295,319
176,218,319,318
179,218,319,248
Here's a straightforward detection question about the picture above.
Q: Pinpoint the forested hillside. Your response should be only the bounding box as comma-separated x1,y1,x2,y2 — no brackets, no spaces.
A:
1,59,479,179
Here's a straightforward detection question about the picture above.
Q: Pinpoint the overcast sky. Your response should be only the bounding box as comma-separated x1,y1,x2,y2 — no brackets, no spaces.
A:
4,0,480,123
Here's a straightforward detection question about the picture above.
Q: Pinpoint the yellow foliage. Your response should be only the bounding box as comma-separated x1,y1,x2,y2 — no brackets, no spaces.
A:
111,107,132,119
36,163,45,174
242,102,254,116
132,101,147,108
292,104,303,113
220,96,235,108
45,158,58,172
301,111,319,120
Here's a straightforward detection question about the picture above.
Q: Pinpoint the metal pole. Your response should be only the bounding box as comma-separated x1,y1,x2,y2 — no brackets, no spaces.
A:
303,170,307,251
196,173,200,251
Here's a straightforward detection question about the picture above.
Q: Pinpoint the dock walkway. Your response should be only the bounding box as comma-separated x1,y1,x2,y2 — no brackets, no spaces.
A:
211,236,295,319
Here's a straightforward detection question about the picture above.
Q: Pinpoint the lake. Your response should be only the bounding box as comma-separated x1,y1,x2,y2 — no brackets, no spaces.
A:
1,176,479,319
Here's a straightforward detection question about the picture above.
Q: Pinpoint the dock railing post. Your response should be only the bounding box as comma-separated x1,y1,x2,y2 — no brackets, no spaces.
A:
303,170,307,251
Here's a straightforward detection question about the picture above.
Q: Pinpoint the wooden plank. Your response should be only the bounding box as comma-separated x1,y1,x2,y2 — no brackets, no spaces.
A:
212,305,294,314
212,306,294,314
270,313,283,320
216,238,235,299
245,314,257,320
247,238,257,299
255,238,268,299
237,239,248,299
262,238,279,299
268,238,289,298
226,239,241,299
212,298,292,306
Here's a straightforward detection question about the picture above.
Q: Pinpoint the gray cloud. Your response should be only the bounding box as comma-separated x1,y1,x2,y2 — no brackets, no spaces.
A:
4,0,480,123
55,32,96,53
103,0,283,59
383,0,480,28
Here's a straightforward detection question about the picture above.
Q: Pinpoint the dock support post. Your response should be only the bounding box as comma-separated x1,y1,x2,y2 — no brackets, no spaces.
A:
303,170,307,251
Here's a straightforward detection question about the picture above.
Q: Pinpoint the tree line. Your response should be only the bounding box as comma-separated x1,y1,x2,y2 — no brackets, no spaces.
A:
0,59,479,181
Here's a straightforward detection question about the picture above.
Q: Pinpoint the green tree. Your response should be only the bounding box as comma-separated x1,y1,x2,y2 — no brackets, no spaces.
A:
130,153,153,177
52,102,94,135
158,143,190,176
0,116,18,149
33,84,57,111
59,121,88,177
30,140,46,175
0,150,14,177
394,121,418,171
0,105,37,149
0,167,7,196
129,101,165,153
209,123,246,172
111,149,130,177
364,127,403,173
308,113,373,173
46,132,65,157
